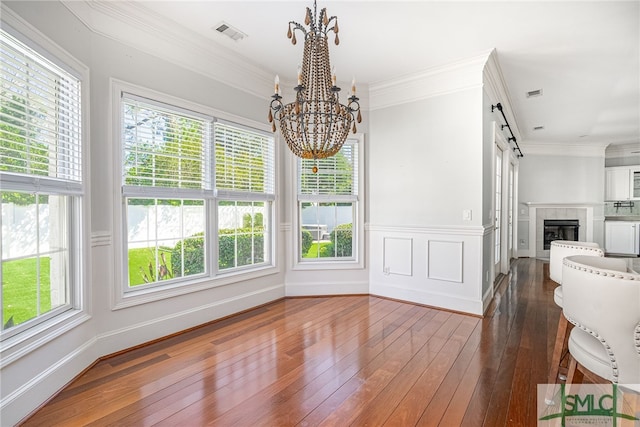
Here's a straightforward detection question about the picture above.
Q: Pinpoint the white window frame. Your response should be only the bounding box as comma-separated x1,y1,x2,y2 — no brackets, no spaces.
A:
0,10,90,360
111,80,278,309
292,134,364,271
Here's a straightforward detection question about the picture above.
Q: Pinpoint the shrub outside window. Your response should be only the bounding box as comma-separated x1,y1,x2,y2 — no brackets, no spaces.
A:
120,93,274,292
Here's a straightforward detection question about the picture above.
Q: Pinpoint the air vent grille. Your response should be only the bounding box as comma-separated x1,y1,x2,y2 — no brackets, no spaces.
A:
526,89,543,98
215,22,246,41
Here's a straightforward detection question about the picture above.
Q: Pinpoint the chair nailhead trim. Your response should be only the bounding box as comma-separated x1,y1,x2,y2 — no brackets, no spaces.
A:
551,242,604,255
567,316,619,383
562,259,640,281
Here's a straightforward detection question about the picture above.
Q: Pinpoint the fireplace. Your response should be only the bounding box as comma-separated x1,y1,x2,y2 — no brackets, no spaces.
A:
543,219,579,249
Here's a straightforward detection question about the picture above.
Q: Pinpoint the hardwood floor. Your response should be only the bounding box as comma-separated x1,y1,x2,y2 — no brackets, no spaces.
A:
20,259,638,426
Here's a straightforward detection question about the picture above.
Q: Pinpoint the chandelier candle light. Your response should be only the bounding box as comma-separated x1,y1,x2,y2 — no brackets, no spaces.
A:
268,0,361,163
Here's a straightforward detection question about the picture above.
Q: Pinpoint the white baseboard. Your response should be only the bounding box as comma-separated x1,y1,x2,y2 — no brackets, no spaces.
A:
482,286,494,314
95,284,285,356
370,283,484,316
285,281,369,297
2,284,284,426
1,337,98,426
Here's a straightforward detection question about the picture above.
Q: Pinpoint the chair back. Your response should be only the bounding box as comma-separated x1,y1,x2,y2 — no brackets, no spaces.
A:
549,241,603,284
562,255,640,385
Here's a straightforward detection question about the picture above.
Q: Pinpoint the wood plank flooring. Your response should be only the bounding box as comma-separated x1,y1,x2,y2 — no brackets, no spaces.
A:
19,258,638,426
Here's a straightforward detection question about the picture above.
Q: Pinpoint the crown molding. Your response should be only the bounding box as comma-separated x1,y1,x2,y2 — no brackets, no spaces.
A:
483,49,522,143
605,141,640,158
61,1,273,101
521,141,609,157
368,50,491,111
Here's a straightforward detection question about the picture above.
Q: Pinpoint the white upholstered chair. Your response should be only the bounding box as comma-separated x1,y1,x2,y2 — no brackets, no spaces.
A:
547,241,604,383
562,255,640,390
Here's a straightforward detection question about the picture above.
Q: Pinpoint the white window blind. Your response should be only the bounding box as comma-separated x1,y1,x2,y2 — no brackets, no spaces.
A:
0,29,81,184
299,140,357,200
214,121,275,199
122,95,211,194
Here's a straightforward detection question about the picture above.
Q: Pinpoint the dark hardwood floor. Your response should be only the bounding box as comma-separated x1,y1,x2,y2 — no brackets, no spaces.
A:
20,258,637,426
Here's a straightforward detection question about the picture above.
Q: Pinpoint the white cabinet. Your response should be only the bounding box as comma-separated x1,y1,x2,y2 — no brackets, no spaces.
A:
633,168,640,199
605,221,639,255
605,167,631,201
605,166,640,201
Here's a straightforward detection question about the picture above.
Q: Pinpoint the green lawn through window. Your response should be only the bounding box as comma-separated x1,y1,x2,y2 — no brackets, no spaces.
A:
2,257,51,327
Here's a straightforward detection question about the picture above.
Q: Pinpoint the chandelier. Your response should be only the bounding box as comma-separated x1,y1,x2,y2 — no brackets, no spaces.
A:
268,0,361,161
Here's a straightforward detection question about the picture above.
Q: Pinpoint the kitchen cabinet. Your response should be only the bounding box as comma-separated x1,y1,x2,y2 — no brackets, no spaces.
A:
605,166,640,201
605,167,631,201
605,221,639,255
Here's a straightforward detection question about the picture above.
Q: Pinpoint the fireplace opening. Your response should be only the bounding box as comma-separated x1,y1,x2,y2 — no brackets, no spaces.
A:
543,219,579,250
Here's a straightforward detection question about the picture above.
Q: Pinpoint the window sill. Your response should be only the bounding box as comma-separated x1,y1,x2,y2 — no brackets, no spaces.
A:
113,264,280,310
0,309,91,368
292,259,364,271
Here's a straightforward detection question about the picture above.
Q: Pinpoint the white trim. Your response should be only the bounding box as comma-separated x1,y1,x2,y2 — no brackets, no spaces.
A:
0,311,91,369
114,265,280,311
0,334,97,423
61,1,273,101
368,224,488,237
521,142,608,157
369,50,490,110
100,284,283,352
526,204,596,258
0,4,92,363
483,49,523,143
91,231,111,247
111,78,278,309
291,134,365,271
1,284,283,426
370,285,484,316
606,142,640,159
525,202,603,207
285,281,369,296
482,285,494,314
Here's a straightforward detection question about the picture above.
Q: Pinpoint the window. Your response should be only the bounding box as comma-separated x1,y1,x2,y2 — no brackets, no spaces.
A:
215,122,274,272
120,92,274,293
297,138,359,262
1,27,83,338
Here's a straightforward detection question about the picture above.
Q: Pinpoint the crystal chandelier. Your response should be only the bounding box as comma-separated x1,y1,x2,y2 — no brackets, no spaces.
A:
268,0,361,161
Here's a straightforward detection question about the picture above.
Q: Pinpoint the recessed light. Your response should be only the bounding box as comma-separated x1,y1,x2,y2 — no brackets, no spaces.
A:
533,126,545,131
526,89,543,98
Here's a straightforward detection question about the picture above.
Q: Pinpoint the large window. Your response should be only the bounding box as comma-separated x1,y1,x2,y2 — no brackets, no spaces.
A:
215,122,274,271
1,28,83,338
121,92,274,292
297,139,359,262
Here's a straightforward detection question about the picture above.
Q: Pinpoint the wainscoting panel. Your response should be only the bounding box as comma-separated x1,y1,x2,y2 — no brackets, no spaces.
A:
383,237,413,276
427,240,463,283
369,225,487,315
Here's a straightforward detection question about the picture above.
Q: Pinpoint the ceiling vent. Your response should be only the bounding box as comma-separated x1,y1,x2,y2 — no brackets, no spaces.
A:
533,126,545,131
526,89,543,98
214,22,247,41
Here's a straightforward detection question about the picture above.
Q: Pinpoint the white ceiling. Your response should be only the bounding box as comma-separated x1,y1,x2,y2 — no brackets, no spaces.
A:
66,1,640,150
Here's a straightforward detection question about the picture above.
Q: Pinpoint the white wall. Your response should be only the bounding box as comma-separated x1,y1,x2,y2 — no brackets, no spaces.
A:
1,2,285,425
368,90,483,227
367,75,489,314
517,153,606,252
